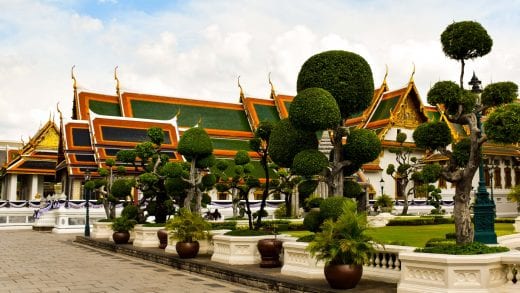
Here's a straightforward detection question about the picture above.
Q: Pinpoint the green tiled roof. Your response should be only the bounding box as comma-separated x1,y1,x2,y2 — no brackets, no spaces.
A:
211,138,251,151
131,100,250,132
100,126,172,144
426,111,441,122
283,101,292,112
451,123,468,137
370,95,400,122
254,104,280,123
90,100,121,116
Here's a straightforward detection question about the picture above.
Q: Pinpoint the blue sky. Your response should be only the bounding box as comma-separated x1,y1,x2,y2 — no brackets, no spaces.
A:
0,0,519,140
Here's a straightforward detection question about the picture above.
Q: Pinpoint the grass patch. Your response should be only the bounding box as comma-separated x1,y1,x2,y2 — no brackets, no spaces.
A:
366,223,514,247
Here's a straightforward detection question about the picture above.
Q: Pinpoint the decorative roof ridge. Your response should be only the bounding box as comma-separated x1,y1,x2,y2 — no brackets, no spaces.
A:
88,108,178,126
121,91,244,107
357,75,390,129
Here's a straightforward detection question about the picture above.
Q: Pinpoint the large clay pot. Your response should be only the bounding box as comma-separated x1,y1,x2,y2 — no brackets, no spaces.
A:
257,238,283,268
157,229,168,249
175,241,200,258
324,264,363,289
112,231,130,244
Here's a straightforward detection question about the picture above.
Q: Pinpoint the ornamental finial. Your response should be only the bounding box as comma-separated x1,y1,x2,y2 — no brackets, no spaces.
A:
114,66,120,96
71,65,77,90
238,75,245,102
409,62,416,83
269,72,276,99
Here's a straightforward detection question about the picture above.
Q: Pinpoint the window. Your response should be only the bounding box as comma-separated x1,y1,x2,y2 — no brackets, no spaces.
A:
505,167,512,189
494,168,502,189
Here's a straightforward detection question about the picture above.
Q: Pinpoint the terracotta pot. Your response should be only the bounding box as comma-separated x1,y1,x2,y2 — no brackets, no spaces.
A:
257,238,283,268
175,241,200,258
112,231,130,244
324,264,363,289
157,229,168,249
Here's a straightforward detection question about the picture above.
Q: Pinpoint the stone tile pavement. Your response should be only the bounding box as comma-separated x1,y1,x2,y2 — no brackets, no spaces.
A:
0,230,261,293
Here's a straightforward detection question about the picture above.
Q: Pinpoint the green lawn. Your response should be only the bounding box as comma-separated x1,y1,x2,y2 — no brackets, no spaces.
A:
285,223,515,248
367,223,515,247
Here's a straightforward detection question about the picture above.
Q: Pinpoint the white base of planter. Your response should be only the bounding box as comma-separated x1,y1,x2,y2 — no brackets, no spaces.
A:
211,235,275,265
281,242,324,278
397,252,507,293
133,226,163,248
91,222,113,239
164,230,230,255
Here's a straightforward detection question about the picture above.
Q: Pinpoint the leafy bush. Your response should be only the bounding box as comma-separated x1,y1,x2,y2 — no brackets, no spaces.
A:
143,223,165,228
111,216,137,232
319,196,348,221
224,229,272,236
387,217,454,226
165,208,211,242
268,119,318,168
121,204,139,220
373,194,394,212
210,221,237,230
288,222,305,231
303,210,322,232
416,242,509,255
424,238,455,247
304,196,323,211
292,149,329,176
297,234,316,242
274,204,287,219
445,232,457,240
289,87,341,131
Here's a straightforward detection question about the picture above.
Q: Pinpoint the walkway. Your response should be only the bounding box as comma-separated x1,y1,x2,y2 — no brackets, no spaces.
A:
0,230,260,293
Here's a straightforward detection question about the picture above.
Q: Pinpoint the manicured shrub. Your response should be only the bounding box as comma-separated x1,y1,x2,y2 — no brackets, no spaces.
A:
210,221,237,230
319,196,348,221
289,87,341,131
121,204,139,220
303,210,322,233
177,127,213,158
416,242,509,254
224,229,272,236
268,119,318,167
292,149,328,176
297,234,316,242
343,129,381,166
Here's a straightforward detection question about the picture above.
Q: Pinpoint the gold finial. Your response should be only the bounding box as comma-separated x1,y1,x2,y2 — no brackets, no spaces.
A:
71,65,77,90
56,102,63,122
194,116,202,127
409,62,416,83
21,136,24,145
383,64,388,84
238,75,245,102
114,66,120,96
269,72,276,99
174,108,181,118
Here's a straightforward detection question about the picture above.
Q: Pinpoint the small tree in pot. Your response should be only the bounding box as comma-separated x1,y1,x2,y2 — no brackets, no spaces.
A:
165,208,211,258
111,216,137,244
307,199,377,289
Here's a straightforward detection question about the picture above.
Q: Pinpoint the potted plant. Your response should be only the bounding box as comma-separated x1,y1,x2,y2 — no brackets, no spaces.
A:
374,194,394,213
111,216,137,244
165,208,211,258
257,224,283,268
307,199,377,289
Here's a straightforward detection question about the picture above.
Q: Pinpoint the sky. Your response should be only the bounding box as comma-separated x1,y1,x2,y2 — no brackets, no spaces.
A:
0,0,519,141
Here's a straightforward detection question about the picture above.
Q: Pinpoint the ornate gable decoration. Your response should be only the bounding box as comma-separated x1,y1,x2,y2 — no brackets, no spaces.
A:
393,95,423,128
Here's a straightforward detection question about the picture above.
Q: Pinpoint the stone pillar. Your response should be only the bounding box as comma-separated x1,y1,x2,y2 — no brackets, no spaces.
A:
29,175,39,200
7,174,17,201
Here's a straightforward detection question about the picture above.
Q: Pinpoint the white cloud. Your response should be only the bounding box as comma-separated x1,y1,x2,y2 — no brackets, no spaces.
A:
0,0,519,140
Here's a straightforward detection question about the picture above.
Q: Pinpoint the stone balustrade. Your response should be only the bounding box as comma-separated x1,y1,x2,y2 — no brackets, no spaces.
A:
364,244,415,283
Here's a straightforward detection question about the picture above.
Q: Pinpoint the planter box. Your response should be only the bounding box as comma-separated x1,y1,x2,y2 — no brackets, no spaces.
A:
211,234,277,265
397,251,508,293
91,221,113,239
281,241,324,278
165,229,230,255
133,225,164,248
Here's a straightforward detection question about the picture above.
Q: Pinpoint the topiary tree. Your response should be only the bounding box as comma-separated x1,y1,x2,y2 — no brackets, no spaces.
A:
269,50,380,198
414,77,518,243
441,21,493,88
385,132,419,215
177,126,215,213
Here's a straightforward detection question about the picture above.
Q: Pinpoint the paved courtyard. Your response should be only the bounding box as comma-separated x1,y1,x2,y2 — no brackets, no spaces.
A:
0,230,261,293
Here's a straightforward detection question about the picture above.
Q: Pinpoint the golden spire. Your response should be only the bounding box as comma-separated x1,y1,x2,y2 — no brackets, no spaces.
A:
174,108,181,119
409,62,416,83
194,116,203,127
268,72,276,99
383,64,388,85
238,75,245,103
71,65,77,91
114,66,120,96
56,102,63,122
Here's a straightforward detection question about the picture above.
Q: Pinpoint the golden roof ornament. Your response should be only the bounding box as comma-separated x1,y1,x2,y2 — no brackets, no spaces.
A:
409,62,416,83
269,72,276,99
56,102,63,122
114,66,120,97
238,75,245,103
383,64,389,85
71,65,77,91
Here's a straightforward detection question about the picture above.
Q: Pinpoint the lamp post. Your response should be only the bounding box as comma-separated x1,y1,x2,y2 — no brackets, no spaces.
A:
380,178,385,196
84,169,91,237
470,73,497,244
488,164,494,202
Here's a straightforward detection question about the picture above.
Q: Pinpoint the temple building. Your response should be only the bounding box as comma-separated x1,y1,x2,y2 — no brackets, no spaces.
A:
0,121,59,201
1,68,518,216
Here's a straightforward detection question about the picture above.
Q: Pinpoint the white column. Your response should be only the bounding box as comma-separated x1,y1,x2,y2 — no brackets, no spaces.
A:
7,174,17,201
29,175,39,200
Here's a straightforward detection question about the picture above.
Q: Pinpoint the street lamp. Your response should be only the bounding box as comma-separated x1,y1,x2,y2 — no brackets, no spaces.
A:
469,73,497,244
84,169,91,237
488,163,494,202
380,178,385,196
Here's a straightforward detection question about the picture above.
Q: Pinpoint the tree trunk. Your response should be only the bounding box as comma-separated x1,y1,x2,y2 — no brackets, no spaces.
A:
183,160,197,212
459,59,465,89
256,154,270,228
454,180,473,244
328,129,344,197
401,179,409,216
231,188,239,217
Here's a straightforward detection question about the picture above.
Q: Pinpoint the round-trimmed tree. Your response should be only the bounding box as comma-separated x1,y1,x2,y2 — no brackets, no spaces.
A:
297,50,374,119
289,87,341,131
268,119,318,168
441,21,493,88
